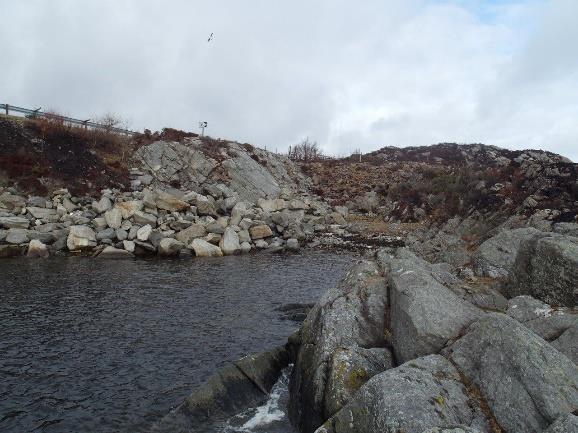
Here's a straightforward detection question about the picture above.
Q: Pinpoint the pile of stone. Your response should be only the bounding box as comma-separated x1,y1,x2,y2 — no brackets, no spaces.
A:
0,185,349,259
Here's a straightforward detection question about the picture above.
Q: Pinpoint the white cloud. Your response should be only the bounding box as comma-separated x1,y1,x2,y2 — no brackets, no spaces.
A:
0,0,576,161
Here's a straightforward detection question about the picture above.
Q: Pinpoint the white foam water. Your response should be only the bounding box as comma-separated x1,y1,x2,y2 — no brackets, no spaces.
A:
220,366,295,433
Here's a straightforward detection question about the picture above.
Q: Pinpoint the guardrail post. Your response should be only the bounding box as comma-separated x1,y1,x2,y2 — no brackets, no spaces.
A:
4,104,8,116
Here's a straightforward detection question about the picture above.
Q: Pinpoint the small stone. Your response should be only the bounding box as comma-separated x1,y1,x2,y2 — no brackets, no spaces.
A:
104,208,122,229
158,238,185,256
137,224,153,241
191,239,223,257
123,240,135,253
286,238,300,251
249,224,273,240
98,246,133,258
93,196,112,213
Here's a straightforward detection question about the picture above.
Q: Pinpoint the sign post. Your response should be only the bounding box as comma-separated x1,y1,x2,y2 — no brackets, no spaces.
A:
199,121,208,136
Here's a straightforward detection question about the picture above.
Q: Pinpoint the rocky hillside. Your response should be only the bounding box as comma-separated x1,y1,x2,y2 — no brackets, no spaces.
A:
304,143,577,223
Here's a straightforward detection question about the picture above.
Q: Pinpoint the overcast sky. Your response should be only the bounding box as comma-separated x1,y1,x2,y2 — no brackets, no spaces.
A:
2,0,577,160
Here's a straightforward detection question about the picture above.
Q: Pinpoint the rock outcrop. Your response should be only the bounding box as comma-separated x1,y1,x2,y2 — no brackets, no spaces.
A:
289,260,390,432
151,346,290,432
443,313,578,433
315,355,491,433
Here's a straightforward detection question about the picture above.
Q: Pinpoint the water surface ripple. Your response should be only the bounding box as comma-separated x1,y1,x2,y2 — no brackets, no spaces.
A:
0,252,354,432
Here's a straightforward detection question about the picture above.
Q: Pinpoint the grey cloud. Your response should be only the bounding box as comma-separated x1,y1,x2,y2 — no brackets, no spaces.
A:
0,0,576,161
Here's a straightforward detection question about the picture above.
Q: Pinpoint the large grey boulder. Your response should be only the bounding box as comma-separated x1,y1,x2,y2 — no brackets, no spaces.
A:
443,313,578,433
543,413,578,433
315,355,491,433
506,295,578,341
27,239,49,258
508,232,578,307
472,227,540,278
67,225,97,250
219,227,241,255
552,326,578,365
289,260,389,432
388,250,482,364
324,346,393,418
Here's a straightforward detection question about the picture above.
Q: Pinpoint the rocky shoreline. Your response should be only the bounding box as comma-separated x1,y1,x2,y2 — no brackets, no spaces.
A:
154,224,578,433
0,184,360,259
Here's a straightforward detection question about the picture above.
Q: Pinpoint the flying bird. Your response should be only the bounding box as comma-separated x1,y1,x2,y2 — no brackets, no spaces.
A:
208,33,214,42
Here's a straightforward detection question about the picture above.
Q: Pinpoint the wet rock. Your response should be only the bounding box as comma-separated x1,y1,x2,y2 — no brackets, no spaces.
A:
191,239,223,257
249,224,273,240
151,346,289,432
316,355,490,433
240,241,251,254
219,227,241,255
98,246,133,258
443,313,578,433
289,261,388,432
389,250,482,364
286,238,300,251
67,225,97,250
0,244,26,257
27,239,49,258
508,232,578,307
158,238,184,256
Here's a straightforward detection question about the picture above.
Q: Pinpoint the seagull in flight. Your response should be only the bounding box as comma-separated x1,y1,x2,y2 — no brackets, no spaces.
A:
208,33,214,42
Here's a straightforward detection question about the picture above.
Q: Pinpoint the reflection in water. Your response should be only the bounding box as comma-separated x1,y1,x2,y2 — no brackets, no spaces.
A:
0,252,354,432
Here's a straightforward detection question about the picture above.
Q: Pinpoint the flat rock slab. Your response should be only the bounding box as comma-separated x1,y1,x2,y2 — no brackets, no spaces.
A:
443,313,578,433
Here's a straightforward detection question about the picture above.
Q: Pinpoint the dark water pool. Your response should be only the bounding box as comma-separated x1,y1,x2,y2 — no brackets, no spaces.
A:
0,252,355,433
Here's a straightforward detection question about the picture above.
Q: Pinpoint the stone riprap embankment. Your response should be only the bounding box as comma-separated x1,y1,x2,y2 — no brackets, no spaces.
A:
0,138,364,258
286,244,578,433
0,185,353,259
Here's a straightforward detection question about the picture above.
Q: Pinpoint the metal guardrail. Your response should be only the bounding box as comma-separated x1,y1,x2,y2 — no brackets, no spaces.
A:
0,103,136,135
